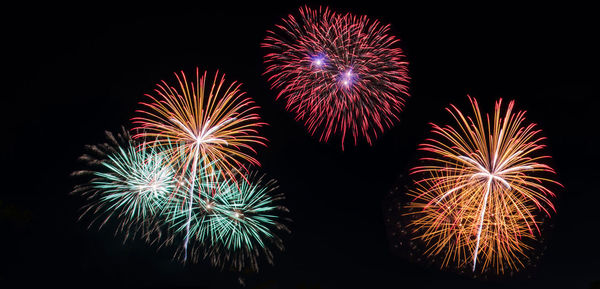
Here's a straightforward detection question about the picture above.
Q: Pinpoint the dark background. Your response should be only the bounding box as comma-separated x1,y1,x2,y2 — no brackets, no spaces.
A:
2,1,598,288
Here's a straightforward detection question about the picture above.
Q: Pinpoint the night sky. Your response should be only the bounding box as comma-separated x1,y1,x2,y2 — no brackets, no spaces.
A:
2,2,599,288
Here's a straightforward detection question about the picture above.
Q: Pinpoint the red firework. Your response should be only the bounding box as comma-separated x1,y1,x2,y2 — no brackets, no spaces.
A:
262,6,410,149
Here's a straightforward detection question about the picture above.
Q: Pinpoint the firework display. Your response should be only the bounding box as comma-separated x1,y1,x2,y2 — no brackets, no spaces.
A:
406,97,560,274
71,128,175,243
262,6,410,149
72,67,289,275
66,8,570,282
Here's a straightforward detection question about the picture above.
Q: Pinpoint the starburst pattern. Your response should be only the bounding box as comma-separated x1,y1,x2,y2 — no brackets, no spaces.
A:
132,68,266,183
406,96,561,274
263,6,410,149
164,173,288,271
72,128,175,243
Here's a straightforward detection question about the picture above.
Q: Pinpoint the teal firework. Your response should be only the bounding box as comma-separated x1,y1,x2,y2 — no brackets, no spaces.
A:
72,128,176,243
165,173,289,271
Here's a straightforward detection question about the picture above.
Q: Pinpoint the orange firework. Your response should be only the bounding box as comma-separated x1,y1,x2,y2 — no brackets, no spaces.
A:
406,96,561,274
132,68,266,184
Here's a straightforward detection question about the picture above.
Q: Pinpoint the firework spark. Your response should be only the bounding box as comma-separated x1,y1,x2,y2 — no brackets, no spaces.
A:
406,96,561,274
164,173,288,272
72,128,175,244
262,6,410,149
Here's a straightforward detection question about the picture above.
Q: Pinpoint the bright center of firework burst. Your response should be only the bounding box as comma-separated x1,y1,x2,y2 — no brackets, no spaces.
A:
134,176,168,197
232,211,243,219
458,154,525,190
311,54,326,69
169,117,225,147
196,134,205,144
476,170,508,189
129,156,174,198
339,69,355,89
149,181,159,191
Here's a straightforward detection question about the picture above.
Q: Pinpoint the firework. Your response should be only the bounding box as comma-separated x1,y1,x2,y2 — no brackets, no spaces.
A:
72,128,175,244
132,68,267,259
406,96,561,274
132,68,266,183
164,173,288,272
262,6,410,149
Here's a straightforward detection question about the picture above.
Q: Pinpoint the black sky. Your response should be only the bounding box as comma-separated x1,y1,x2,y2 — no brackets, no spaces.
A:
2,1,599,288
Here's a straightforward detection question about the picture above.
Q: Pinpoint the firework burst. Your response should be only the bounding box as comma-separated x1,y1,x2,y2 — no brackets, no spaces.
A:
72,128,175,244
262,6,410,149
164,173,288,272
132,68,266,183
406,96,561,274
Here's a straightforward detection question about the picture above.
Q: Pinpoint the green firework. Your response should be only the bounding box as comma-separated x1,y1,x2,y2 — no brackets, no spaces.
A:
72,128,176,243
165,172,289,271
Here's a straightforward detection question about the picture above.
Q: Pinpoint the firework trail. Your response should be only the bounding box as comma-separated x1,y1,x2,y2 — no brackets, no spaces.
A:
263,6,410,149
406,96,561,274
72,128,175,244
132,68,266,260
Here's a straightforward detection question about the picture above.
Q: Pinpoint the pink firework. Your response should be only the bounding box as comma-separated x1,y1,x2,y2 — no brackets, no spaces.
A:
262,6,410,149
